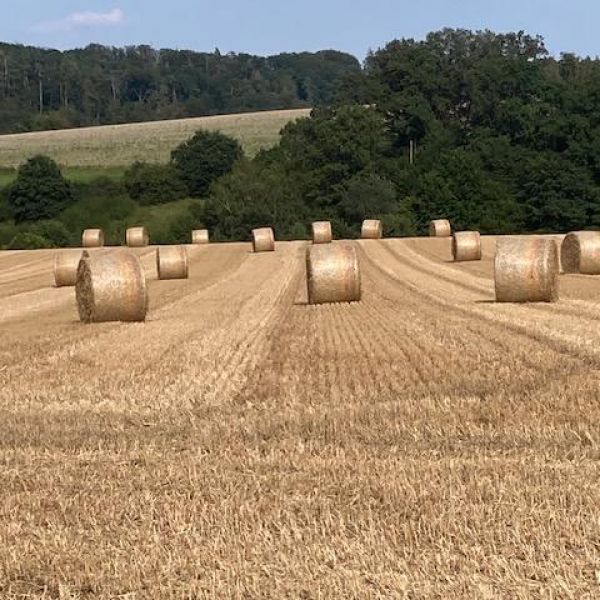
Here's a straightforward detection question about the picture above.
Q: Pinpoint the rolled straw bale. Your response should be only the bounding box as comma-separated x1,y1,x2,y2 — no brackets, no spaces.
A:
361,219,383,239
156,245,189,280
452,231,482,262
54,250,85,287
312,221,333,244
82,229,104,248
561,231,600,275
192,229,210,244
252,227,275,253
495,237,559,303
429,219,451,237
76,250,148,323
126,226,149,247
306,244,361,305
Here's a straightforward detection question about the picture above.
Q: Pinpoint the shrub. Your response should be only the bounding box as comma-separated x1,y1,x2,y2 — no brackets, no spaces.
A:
124,162,187,205
30,220,71,247
8,232,51,249
171,129,244,197
7,155,73,223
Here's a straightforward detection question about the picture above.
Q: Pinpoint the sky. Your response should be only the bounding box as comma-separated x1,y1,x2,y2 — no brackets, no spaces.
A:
1,0,600,60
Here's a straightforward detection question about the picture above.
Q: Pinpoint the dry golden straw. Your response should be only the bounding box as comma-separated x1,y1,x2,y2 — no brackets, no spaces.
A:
312,221,333,244
156,246,189,280
429,219,452,237
126,226,149,247
452,231,482,262
306,243,361,305
54,250,85,287
191,229,210,244
252,227,275,253
561,231,600,275
361,219,383,239
81,229,105,248
495,237,559,303
76,250,148,323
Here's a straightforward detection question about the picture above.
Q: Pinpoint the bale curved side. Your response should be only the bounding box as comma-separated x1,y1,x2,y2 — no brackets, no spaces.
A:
312,221,333,244
306,244,361,305
561,231,600,275
192,229,210,244
54,250,85,287
452,231,482,262
156,245,189,280
361,220,383,240
429,219,451,237
82,229,105,248
495,237,559,303
252,228,275,253
76,250,148,322
126,226,149,247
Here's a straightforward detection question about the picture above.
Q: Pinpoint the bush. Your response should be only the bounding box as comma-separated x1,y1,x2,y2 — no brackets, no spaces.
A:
172,129,244,197
8,232,51,249
7,155,73,223
29,220,71,247
124,162,187,205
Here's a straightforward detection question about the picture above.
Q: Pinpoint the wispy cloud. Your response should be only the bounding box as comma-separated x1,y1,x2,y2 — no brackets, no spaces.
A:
32,8,124,33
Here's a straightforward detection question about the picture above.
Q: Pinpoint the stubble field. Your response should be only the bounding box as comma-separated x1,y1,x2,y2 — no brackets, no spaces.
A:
1,236,600,598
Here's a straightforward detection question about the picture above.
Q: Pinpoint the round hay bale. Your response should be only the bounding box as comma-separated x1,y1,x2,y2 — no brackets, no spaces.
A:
156,245,189,280
126,226,149,247
561,231,600,275
361,219,383,239
76,250,148,323
252,227,275,253
82,229,104,248
54,250,85,287
306,244,361,305
452,231,482,262
495,237,559,303
312,221,333,244
191,229,210,244
429,219,451,237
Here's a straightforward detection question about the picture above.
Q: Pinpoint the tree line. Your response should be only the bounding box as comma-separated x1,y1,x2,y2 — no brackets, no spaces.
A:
0,42,360,133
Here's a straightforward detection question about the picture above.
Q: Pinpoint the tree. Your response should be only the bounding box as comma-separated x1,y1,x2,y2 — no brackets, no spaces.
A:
171,130,244,197
124,161,187,204
7,156,73,222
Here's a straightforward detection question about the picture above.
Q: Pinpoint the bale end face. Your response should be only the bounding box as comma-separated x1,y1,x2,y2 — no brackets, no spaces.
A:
495,237,559,303
452,231,482,262
54,250,85,287
306,244,361,305
192,229,210,244
429,219,451,237
312,221,333,244
561,231,600,275
156,245,189,280
361,220,383,240
82,229,105,248
126,227,149,247
252,228,275,253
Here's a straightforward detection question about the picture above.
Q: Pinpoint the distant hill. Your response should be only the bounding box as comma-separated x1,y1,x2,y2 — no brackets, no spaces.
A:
0,42,359,134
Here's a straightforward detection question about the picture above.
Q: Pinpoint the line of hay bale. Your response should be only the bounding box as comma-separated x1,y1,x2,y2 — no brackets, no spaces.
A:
452,231,482,262
429,219,451,237
54,250,86,287
252,227,275,253
561,231,600,275
495,237,559,303
156,246,189,280
82,229,104,248
306,244,361,305
361,220,383,239
126,226,149,247
76,250,148,323
312,221,333,244
192,229,210,244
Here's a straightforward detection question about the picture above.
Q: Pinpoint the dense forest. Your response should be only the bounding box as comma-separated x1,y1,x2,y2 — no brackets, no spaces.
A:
0,43,360,133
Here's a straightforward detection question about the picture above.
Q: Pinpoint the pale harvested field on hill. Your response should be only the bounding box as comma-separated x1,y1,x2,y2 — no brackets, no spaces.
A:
1,236,600,598
0,108,311,168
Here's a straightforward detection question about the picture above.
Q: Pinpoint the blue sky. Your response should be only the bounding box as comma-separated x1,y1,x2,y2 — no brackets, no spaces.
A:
1,0,599,60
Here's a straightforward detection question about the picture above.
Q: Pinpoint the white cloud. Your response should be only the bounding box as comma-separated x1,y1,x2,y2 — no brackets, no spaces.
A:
32,8,124,33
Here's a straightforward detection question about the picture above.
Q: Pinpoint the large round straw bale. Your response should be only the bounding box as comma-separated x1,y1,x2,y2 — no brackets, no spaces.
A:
561,231,600,275
361,219,383,239
54,250,85,287
76,250,148,323
191,229,209,244
306,244,361,305
429,219,451,237
252,227,275,253
82,229,104,248
452,231,482,262
495,237,559,303
156,245,189,280
312,221,333,244
126,226,149,247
